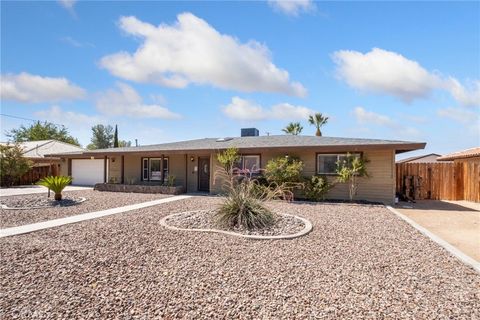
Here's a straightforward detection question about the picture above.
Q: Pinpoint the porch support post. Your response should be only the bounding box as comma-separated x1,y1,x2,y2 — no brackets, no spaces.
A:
160,154,165,184
121,155,125,184
104,156,107,183
185,154,188,192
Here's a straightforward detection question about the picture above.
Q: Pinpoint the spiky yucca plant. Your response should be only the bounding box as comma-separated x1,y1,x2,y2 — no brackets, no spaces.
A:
37,176,72,201
214,149,295,230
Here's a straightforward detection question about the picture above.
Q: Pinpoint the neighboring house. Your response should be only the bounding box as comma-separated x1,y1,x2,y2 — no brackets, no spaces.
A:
396,153,444,164
51,129,425,204
437,147,480,163
0,140,84,184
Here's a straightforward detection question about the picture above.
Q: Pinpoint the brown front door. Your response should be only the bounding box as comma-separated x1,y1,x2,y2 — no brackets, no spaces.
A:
198,157,210,192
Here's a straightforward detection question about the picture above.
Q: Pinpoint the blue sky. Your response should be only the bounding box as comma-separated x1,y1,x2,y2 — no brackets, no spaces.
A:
1,1,479,158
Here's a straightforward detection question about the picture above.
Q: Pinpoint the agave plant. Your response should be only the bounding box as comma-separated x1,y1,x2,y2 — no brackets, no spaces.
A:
37,176,72,201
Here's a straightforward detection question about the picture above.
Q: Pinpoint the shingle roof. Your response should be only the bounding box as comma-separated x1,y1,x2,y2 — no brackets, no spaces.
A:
396,153,443,163
1,140,84,159
437,147,480,161
51,135,425,156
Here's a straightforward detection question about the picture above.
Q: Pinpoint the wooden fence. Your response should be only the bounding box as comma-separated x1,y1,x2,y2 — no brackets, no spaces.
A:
396,162,480,202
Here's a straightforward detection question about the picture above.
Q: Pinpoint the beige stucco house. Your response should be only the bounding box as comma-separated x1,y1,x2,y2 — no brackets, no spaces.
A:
52,129,425,204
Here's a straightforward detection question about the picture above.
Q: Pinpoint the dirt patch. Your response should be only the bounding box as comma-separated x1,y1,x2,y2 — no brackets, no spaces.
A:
396,200,480,261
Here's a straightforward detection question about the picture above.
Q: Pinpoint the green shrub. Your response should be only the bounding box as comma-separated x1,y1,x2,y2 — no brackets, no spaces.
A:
336,153,369,201
0,144,32,187
37,176,72,201
304,175,332,201
264,156,304,185
216,147,240,174
166,175,175,187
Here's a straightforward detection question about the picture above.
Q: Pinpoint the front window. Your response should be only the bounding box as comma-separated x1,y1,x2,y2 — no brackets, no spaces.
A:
234,155,261,174
317,153,360,175
142,157,169,181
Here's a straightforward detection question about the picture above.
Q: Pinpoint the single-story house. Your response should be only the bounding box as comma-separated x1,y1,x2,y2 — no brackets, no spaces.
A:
396,153,445,164
50,129,425,204
1,140,84,184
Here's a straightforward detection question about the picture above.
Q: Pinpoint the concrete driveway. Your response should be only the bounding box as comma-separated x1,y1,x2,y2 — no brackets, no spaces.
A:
396,200,480,261
0,185,92,197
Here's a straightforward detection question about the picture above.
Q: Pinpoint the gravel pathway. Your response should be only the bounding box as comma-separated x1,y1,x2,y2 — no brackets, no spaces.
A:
165,209,306,236
0,190,171,228
1,196,479,319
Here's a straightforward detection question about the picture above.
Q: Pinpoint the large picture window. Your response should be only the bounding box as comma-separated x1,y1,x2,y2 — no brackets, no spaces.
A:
234,155,261,174
142,157,169,181
317,153,360,175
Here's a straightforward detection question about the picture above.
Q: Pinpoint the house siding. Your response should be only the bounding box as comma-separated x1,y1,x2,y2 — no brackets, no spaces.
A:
211,148,395,204
64,147,396,204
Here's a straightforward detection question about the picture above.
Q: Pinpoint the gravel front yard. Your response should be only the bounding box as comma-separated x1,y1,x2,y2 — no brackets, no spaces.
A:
0,190,171,228
1,196,479,319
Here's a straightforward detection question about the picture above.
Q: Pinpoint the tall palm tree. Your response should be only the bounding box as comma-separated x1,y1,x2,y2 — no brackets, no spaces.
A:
308,113,329,136
282,122,303,135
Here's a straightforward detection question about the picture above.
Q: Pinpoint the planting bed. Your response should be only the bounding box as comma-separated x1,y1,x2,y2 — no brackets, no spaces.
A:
1,196,479,319
162,209,310,238
0,194,86,210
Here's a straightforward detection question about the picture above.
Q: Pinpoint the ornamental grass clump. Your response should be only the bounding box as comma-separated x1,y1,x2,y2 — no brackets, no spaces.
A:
37,176,72,201
214,148,293,230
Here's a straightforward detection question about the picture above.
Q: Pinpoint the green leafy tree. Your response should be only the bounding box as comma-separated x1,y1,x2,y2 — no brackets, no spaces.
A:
6,121,80,146
37,176,72,201
308,113,329,136
118,140,132,147
113,125,119,148
282,122,303,135
336,153,369,201
0,144,33,186
265,156,304,184
87,124,114,150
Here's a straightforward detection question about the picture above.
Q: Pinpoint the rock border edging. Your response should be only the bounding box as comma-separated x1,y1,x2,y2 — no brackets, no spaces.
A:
0,197,87,210
160,210,313,240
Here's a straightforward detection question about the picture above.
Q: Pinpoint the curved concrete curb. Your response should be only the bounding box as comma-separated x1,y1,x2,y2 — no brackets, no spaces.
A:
160,211,313,240
1,197,87,210
386,206,480,274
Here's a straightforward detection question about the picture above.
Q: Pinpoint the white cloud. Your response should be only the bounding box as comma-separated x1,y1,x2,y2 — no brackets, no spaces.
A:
443,78,480,107
268,0,316,16
0,72,86,103
100,13,306,97
95,82,181,119
437,107,479,124
353,106,420,137
35,105,102,126
222,96,314,121
333,48,480,106
58,0,76,10
61,36,95,48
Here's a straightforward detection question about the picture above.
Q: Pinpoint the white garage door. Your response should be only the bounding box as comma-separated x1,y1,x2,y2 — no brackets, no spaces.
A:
71,159,104,186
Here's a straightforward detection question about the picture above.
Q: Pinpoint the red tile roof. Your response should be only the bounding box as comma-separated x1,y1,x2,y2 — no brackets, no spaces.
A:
437,147,480,161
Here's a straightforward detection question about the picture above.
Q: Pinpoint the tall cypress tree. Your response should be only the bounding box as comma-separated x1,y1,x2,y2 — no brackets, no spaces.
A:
113,125,119,148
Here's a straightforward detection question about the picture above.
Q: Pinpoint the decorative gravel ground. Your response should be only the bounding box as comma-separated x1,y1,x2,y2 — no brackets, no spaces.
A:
1,196,479,319
0,194,86,209
0,190,171,228
165,209,306,236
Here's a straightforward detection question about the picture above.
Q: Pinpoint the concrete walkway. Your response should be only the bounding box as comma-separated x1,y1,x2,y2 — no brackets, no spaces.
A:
0,185,92,197
0,195,191,238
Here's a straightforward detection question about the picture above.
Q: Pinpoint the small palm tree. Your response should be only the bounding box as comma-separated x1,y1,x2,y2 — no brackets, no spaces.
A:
308,113,329,136
282,122,303,135
37,176,72,201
